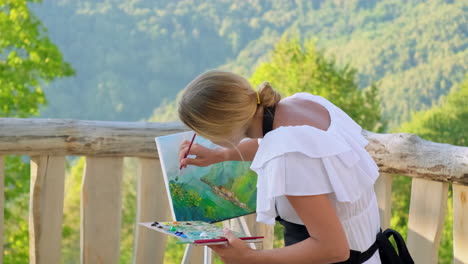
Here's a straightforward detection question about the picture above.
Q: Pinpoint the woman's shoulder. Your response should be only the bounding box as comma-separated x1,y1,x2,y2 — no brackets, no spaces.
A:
275,93,333,132
277,92,367,145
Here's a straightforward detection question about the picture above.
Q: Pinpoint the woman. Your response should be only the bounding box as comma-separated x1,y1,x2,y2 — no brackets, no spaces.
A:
178,70,382,264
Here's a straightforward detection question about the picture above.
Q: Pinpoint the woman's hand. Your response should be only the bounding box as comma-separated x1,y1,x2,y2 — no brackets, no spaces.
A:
209,228,255,264
178,140,226,169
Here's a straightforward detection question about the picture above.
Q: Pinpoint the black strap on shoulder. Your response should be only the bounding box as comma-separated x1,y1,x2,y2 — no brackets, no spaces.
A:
262,105,276,136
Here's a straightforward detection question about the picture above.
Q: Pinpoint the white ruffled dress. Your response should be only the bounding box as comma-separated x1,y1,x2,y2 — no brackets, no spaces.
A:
250,93,381,264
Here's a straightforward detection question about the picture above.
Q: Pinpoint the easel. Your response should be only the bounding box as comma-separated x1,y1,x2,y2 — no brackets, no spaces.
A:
180,216,255,264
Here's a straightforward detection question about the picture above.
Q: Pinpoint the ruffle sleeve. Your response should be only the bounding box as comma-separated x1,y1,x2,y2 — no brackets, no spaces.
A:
250,93,380,225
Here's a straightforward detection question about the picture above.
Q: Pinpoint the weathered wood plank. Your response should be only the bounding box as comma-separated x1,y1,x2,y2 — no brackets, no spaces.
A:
363,130,468,184
0,118,467,185
29,156,66,264
133,158,170,264
453,184,468,264
0,118,187,158
81,157,123,264
0,156,4,264
407,178,448,264
374,173,393,229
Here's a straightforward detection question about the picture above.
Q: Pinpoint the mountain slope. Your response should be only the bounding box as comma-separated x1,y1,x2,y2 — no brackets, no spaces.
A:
31,0,467,130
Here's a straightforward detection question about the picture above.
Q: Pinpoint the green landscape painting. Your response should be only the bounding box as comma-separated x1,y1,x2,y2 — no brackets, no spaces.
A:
155,132,256,223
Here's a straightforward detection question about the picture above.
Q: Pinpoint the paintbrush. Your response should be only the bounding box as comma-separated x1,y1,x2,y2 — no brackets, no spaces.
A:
177,133,196,180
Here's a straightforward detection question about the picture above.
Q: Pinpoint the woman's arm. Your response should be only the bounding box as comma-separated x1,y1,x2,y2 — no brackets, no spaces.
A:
254,195,349,263
179,138,259,168
211,194,350,264
222,138,259,161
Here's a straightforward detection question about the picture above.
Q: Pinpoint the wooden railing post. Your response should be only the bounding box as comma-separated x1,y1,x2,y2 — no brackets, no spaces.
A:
29,156,66,264
0,156,4,264
374,173,393,229
407,178,448,264
81,157,123,264
453,184,468,264
133,158,170,264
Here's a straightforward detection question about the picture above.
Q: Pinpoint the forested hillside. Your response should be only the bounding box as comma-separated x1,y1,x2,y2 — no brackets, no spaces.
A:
32,0,281,121
32,0,467,129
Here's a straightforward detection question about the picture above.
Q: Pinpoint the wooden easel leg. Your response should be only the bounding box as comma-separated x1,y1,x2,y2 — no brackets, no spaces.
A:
204,246,212,264
181,244,212,264
236,217,257,250
181,244,192,264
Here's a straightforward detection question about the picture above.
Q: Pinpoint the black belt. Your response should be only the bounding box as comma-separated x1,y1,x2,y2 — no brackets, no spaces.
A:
276,217,414,264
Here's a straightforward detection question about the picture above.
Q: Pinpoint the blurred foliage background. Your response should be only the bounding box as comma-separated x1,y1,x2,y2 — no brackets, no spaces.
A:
1,0,466,263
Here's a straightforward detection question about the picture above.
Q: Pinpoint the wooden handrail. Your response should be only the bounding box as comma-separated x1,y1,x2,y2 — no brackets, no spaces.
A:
363,130,468,184
0,118,187,158
0,118,467,184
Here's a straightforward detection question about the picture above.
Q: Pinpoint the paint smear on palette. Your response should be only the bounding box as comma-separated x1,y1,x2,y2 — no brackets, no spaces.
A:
155,132,257,223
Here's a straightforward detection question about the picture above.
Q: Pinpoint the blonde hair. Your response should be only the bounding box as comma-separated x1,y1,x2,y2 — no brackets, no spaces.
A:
178,70,281,140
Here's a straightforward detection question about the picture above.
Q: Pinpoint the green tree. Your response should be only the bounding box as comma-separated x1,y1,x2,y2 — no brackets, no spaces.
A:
391,74,468,264
250,34,385,132
0,0,74,117
398,75,467,146
1,0,74,262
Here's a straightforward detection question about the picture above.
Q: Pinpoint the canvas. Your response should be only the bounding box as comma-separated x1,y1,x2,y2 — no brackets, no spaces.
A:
155,131,257,223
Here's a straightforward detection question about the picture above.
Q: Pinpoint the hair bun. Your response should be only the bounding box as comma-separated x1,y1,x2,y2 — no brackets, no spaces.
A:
259,81,271,89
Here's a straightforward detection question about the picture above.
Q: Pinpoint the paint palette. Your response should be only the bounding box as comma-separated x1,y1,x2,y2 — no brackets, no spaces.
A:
139,221,263,245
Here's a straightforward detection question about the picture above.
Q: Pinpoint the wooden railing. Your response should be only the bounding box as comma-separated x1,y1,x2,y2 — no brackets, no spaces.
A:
0,118,467,264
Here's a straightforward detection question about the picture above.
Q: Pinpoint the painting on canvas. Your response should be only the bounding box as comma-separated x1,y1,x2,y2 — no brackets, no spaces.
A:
155,131,257,223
